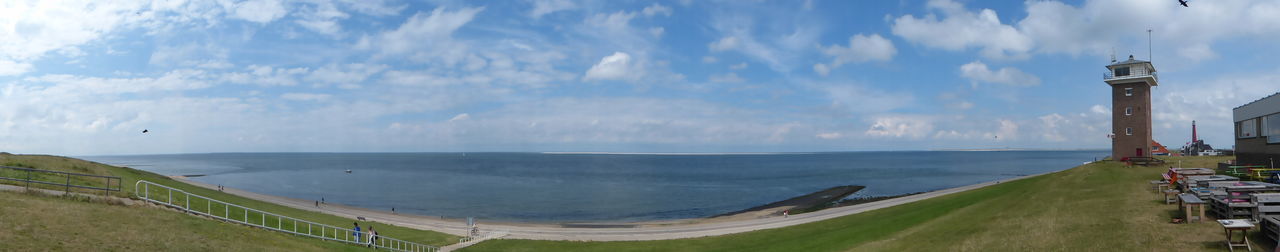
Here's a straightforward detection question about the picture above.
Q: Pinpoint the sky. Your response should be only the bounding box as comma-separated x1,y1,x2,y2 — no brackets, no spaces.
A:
2,0,1279,155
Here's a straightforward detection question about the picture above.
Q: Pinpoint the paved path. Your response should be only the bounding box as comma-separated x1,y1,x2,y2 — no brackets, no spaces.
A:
175,169,1057,241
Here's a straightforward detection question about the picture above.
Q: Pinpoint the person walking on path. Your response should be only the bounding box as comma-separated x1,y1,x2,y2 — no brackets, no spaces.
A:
366,226,378,247
783,210,789,218
352,222,361,243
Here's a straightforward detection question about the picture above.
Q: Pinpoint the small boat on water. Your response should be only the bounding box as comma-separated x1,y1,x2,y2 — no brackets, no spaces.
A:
345,169,352,173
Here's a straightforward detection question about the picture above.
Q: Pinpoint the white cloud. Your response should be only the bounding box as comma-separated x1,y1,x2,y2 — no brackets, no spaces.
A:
865,116,934,139
958,61,1041,87
729,62,748,70
583,52,639,82
1038,113,1068,142
280,93,332,102
891,0,1032,59
295,1,350,37
812,63,830,76
305,63,389,89
818,83,913,114
223,65,310,86
1091,104,1109,115
0,0,148,74
649,27,665,37
821,33,896,65
0,59,34,76
449,113,471,122
815,132,843,139
702,56,718,63
232,0,289,24
708,73,745,83
642,4,674,17
360,7,484,63
148,43,231,69
814,33,895,76
529,0,576,19
893,0,1280,61
708,36,740,52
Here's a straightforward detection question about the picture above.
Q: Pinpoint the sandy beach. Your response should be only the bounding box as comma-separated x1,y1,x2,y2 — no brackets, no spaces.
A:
171,169,1057,241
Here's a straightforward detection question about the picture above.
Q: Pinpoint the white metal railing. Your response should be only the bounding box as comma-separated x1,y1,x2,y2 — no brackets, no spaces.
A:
1103,68,1158,82
458,230,508,244
134,180,438,252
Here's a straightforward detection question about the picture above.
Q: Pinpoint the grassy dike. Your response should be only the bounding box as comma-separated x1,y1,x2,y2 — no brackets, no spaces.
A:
466,156,1253,251
0,153,458,250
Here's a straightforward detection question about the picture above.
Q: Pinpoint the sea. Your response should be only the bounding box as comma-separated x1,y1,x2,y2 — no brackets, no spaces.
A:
82,151,1107,223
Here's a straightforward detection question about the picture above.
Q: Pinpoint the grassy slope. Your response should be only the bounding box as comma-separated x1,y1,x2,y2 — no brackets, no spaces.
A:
0,190,358,251
468,156,1256,251
0,153,459,248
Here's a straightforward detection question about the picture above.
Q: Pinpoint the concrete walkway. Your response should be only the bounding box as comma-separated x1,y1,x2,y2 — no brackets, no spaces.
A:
175,169,1055,241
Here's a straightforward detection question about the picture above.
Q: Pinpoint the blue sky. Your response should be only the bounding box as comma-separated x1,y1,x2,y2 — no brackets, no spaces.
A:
2,0,1279,155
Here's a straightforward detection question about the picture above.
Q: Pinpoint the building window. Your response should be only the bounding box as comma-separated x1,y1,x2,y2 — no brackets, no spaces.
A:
1266,113,1280,144
1114,67,1130,77
1125,107,1133,116
1125,88,1133,96
1126,127,1133,135
1240,118,1258,138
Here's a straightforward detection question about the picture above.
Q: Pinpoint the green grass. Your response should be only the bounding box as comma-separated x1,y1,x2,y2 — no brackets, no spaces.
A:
0,189,361,251
0,153,459,248
466,155,1256,251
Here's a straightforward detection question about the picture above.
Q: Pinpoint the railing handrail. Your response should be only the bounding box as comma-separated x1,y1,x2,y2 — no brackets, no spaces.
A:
0,165,122,179
1103,69,1158,81
134,180,438,252
0,165,122,193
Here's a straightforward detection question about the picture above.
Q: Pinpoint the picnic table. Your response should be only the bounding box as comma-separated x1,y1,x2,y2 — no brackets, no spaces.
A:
1218,219,1254,252
1179,193,1207,223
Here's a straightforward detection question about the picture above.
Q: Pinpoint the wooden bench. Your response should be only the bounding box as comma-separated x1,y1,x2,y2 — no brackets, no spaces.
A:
1179,193,1207,223
1212,182,1280,220
1262,216,1280,244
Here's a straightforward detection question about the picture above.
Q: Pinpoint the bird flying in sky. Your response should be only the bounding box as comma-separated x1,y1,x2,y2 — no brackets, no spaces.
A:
1179,0,1189,7
142,129,149,133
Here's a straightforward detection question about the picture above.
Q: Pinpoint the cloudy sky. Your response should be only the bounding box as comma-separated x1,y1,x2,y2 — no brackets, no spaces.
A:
2,0,1278,155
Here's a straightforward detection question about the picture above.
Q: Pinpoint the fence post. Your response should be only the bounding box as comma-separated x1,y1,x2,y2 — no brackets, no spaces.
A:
25,169,30,189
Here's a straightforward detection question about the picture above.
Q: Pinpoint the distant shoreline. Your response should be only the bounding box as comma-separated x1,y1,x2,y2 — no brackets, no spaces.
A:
75,149,1108,157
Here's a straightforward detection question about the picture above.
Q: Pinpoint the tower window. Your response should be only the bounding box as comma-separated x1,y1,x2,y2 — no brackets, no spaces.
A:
1125,107,1133,116
1114,67,1130,77
1126,127,1133,135
1125,88,1133,96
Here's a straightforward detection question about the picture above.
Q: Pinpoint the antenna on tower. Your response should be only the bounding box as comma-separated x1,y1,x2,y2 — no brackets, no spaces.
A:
1110,47,1116,63
1147,29,1153,62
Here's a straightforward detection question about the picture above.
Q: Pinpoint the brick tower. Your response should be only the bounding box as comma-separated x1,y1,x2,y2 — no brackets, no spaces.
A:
1105,55,1158,160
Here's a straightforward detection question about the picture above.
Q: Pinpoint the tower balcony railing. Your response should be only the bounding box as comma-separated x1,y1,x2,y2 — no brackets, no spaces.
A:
1103,70,1158,82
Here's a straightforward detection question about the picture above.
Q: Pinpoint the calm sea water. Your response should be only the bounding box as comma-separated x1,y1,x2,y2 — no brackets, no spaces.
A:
82,151,1106,222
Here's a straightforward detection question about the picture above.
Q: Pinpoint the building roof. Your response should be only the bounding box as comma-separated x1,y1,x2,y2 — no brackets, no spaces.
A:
1235,92,1280,110
1107,56,1151,68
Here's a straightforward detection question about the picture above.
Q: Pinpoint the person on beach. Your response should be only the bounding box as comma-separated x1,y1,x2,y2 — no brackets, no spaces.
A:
353,222,361,243
783,210,789,218
315,201,319,207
